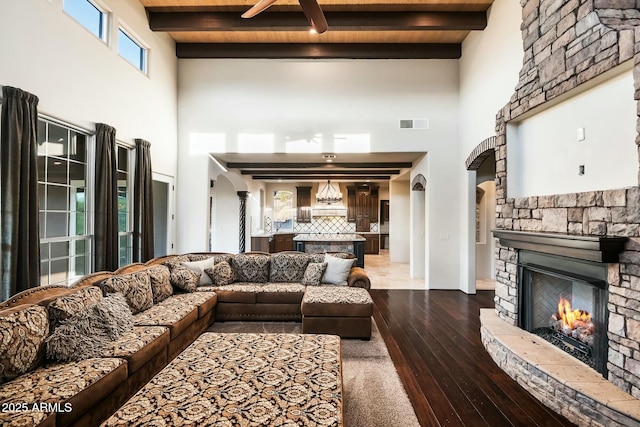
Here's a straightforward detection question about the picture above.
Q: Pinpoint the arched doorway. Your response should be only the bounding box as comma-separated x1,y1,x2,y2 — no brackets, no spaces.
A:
465,137,497,291
410,174,426,279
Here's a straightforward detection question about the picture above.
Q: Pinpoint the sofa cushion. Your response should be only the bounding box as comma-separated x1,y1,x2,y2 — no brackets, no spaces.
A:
231,254,270,283
102,326,169,374
302,286,373,317
169,267,200,292
255,283,306,304
133,301,198,339
47,286,103,329
0,305,49,384
158,292,217,319
182,257,215,286
0,411,54,427
322,255,355,285
269,252,310,283
211,283,259,303
146,265,173,303
301,262,328,286
205,260,236,285
45,293,133,362
100,271,154,314
0,358,127,427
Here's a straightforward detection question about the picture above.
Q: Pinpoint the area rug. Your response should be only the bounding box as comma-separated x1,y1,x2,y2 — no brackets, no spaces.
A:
208,320,420,427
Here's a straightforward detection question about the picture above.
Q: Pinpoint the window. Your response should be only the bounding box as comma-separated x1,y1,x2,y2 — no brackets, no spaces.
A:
118,28,147,73
63,0,108,42
117,145,134,266
38,119,91,285
273,190,293,232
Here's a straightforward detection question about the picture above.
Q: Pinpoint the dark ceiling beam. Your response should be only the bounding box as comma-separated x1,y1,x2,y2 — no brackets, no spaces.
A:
240,169,402,175
148,11,486,32
178,42,460,59
251,175,392,180
227,162,413,168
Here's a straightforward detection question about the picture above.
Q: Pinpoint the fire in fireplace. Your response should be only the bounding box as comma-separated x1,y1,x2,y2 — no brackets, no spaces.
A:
517,251,608,376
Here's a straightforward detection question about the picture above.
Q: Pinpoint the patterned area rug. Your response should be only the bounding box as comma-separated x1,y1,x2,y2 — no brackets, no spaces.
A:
208,320,420,427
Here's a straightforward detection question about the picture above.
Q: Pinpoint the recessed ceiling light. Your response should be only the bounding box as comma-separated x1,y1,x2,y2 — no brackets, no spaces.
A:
309,28,317,35
322,154,336,163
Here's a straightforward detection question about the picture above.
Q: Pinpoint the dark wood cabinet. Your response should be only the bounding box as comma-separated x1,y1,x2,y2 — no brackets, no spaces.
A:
347,186,356,223
370,188,379,223
380,200,390,224
251,236,271,252
296,186,312,223
364,234,380,254
349,184,378,232
273,233,294,252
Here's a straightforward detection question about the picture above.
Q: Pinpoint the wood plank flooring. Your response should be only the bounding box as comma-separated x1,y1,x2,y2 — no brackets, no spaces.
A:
370,289,574,426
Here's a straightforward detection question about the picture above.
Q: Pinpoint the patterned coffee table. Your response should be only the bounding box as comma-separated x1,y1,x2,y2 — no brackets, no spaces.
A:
102,332,343,426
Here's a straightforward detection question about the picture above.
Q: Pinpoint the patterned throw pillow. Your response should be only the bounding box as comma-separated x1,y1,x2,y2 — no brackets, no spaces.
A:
309,253,326,264
205,261,236,286
47,286,103,329
170,267,200,292
231,254,270,283
45,293,133,362
99,271,154,314
269,253,310,283
182,257,215,286
145,265,173,303
162,255,190,270
0,305,49,384
301,262,327,286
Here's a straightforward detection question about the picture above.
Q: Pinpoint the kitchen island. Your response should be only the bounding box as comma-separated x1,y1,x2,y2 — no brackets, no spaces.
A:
293,233,366,267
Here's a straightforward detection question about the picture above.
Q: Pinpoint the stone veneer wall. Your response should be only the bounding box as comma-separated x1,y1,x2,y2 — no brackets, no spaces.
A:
492,0,640,396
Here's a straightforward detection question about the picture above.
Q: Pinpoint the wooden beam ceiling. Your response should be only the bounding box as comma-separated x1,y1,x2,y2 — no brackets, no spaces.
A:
141,1,493,59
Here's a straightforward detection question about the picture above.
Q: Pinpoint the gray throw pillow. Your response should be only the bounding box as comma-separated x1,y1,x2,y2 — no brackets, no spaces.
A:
321,255,355,285
301,262,327,286
45,293,133,362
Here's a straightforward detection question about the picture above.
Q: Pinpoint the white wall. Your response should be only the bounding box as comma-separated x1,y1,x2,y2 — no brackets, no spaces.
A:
507,69,637,198
458,0,524,293
0,0,178,177
390,179,411,263
177,59,461,283
476,180,496,279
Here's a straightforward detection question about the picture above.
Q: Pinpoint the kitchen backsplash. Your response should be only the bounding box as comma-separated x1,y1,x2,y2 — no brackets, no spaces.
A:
264,217,378,234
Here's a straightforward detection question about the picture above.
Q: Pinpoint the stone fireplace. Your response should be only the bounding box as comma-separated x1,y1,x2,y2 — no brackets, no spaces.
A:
476,0,640,425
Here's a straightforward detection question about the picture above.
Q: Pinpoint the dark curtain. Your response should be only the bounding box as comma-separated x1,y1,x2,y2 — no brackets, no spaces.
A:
94,123,118,271
0,86,40,300
133,138,154,262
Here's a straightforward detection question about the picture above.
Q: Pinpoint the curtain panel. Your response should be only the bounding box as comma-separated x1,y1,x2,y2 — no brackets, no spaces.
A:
0,86,41,301
133,138,154,262
94,123,118,272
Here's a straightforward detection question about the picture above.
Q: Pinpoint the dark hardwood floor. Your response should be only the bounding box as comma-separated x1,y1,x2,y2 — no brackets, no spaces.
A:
370,289,574,427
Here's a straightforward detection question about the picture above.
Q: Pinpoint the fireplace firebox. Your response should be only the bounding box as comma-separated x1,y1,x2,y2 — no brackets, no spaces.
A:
518,251,608,376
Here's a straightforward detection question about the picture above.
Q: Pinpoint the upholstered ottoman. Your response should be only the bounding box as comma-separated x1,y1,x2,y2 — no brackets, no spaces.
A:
102,332,343,427
301,286,373,339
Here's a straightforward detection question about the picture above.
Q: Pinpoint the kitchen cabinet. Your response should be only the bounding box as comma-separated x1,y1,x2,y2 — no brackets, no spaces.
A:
251,236,271,253
347,186,356,223
349,184,378,232
296,186,312,223
273,233,295,252
364,234,380,254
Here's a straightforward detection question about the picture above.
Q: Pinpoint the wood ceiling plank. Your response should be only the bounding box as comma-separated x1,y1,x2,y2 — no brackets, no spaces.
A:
170,30,469,43
149,11,487,32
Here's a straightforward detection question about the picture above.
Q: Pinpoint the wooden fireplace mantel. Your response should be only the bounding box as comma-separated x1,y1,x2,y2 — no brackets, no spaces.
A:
492,230,628,263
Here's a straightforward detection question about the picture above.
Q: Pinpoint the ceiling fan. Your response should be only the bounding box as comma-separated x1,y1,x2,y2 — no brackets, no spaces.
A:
241,0,329,34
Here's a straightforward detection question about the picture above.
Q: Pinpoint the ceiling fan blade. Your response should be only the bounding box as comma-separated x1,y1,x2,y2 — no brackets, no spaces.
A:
241,0,279,18
298,0,328,34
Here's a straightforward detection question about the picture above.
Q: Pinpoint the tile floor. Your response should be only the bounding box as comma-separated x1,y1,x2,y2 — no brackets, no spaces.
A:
366,249,497,290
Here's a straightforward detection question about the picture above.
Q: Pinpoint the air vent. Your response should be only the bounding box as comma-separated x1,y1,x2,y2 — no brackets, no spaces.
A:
399,118,429,129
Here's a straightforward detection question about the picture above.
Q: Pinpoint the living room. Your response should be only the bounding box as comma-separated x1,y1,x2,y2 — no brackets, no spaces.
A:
2,0,640,426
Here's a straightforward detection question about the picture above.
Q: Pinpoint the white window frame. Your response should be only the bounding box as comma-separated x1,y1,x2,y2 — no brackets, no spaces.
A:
116,143,135,266
37,116,94,285
117,24,149,74
62,0,110,44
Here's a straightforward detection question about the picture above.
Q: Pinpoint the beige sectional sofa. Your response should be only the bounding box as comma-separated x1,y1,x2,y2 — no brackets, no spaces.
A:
0,250,371,427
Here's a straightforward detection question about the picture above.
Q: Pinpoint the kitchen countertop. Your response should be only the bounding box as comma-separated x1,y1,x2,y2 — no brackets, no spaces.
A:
293,233,365,242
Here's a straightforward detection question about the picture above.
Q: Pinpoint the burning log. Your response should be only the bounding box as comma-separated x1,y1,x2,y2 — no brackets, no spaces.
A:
550,297,595,347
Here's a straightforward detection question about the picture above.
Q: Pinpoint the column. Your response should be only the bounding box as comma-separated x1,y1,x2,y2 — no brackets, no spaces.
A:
237,191,248,253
